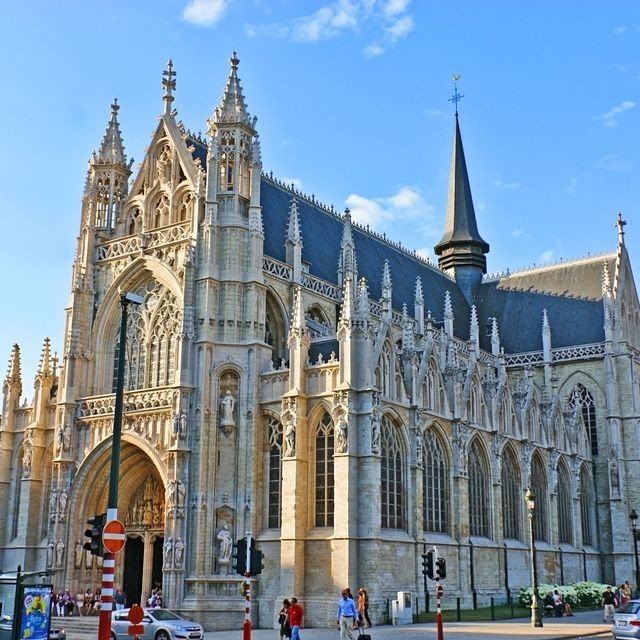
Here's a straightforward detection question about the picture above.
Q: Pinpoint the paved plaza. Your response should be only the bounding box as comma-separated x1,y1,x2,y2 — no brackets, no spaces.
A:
203,609,611,640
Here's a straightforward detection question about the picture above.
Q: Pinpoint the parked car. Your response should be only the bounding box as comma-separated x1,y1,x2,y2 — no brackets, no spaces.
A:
613,600,640,639
111,608,204,640
0,614,66,640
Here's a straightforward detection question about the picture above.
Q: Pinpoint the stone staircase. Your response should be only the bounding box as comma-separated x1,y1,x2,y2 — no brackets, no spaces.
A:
51,615,99,640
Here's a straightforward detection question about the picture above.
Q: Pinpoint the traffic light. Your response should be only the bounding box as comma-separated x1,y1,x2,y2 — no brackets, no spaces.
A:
421,550,434,579
435,556,447,580
83,513,105,556
250,547,265,575
232,538,247,575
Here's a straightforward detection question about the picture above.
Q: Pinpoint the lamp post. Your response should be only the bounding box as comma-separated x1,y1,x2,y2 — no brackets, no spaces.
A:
630,509,640,597
97,291,143,640
526,488,543,628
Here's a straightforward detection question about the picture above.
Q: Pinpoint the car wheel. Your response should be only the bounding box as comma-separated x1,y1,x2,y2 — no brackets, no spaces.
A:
155,631,171,640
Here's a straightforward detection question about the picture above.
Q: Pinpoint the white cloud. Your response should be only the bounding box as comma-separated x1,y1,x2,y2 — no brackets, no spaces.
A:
492,174,520,190
613,25,627,35
566,177,578,194
511,229,524,238
246,0,413,55
345,186,437,238
595,100,635,127
538,250,554,264
182,0,231,26
594,154,633,172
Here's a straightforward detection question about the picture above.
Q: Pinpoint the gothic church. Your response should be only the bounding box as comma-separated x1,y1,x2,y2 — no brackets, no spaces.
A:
2,53,640,630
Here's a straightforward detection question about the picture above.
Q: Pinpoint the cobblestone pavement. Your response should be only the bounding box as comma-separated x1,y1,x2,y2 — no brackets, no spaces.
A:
203,609,612,640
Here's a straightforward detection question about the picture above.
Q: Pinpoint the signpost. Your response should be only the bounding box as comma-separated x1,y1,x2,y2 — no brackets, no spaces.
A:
127,604,144,638
435,582,444,640
103,520,127,554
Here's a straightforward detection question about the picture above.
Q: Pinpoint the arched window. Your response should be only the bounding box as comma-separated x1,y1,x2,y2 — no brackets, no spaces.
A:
267,416,283,529
531,456,548,541
501,447,521,540
265,292,287,367
469,439,491,538
569,384,598,457
127,207,142,235
422,429,448,533
315,413,334,527
152,193,170,228
557,463,573,544
176,191,193,223
381,416,405,529
111,285,181,392
580,467,595,546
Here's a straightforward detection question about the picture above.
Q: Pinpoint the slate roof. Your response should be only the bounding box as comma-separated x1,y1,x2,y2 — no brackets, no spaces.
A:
475,255,616,353
260,177,473,339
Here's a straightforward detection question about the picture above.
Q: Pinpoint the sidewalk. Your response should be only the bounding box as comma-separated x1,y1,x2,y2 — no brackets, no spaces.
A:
203,608,612,640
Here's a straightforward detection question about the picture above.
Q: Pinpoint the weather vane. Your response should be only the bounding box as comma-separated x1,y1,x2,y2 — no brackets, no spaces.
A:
162,59,177,114
449,74,464,115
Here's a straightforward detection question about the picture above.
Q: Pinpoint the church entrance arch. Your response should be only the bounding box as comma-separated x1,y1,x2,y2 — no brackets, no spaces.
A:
119,464,166,606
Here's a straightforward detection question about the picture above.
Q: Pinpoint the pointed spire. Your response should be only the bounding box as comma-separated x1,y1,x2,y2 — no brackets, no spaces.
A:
214,51,252,127
469,305,479,356
434,114,489,300
414,277,424,306
162,59,177,116
286,198,302,245
490,317,500,356
4,343,22,387
542,309,551,362
444,291,453,337
616,212,627,247
37,337,52,377
338,208,357,286
93,99,128,166
355,277,371,320
402,304,414,351
382,260,392,294
602,262,612,296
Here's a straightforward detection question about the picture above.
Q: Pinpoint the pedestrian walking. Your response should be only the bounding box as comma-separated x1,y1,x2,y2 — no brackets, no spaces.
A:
357,588,372,628
278,598,291,640
336,589,358,640
288,597,303,640
602,585,617,622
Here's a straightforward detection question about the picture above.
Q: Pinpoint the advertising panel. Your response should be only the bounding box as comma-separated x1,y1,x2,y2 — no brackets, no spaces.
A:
18,586,52,640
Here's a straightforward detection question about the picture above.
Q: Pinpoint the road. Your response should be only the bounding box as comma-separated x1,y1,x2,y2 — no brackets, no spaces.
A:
203,608,612,640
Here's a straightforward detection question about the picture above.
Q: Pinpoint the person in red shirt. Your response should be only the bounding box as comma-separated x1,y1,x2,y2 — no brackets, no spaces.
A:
288,597,304,640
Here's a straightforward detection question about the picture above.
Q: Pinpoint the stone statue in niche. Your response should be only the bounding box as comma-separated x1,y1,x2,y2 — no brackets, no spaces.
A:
220,390,236,434
174,537,184,567
164,537,174,568
284,415,296,458
46,540,55,567
217,525,232,565
55,540,65,568
74,541,83,569
335,415,348,454
57,490,68,520
22,445,32,477
49,489,58,522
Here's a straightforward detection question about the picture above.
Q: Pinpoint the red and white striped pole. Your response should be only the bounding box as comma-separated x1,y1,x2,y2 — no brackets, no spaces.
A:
243,533,252,640
435,581,444,640
98,508,118,640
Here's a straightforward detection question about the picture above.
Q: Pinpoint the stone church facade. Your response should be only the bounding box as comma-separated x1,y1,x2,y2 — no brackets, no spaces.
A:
1,53,640,630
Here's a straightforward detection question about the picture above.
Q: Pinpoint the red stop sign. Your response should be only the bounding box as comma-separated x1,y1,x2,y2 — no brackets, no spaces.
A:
128,604,144,624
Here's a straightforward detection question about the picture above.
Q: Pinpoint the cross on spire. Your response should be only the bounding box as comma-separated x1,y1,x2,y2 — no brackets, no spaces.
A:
162,59,177,114
449,74,464,116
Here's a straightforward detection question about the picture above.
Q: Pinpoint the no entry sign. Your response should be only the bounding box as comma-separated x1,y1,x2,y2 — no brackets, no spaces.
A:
102,519,127,553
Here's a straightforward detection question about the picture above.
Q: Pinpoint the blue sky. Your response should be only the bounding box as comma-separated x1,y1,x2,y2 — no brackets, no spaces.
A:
1,0,639,385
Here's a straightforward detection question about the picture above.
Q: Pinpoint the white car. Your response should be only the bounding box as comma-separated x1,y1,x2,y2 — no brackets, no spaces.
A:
111,608,204,640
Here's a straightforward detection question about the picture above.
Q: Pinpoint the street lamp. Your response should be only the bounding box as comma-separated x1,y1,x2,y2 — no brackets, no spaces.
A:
630,509,640,597
97,291,143,640
526,488,543,628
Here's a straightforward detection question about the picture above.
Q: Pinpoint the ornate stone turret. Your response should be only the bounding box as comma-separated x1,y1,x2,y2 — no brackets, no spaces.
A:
444,291,454,338
2,344,22,425
434,115,489,304
381,260,392,323
287,287,309,393
414,277,424,335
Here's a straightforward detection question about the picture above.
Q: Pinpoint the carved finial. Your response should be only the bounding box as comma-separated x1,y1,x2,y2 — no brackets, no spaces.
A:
162,59,177,115
616,211,627,245
449,74,464,116
230,51,239,70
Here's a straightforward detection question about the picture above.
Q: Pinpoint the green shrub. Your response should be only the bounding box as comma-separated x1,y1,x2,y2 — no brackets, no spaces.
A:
518,581,608,608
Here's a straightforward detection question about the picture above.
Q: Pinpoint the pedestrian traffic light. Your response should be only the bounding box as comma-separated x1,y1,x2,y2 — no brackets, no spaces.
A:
232,538,247,576
421,550,434,579
435,556,447,580
83,513,106,556
250,547,265,575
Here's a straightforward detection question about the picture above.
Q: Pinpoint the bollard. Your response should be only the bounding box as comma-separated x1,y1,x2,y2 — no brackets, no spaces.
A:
456,596,461,622
426,590,430,613
491,597,495,621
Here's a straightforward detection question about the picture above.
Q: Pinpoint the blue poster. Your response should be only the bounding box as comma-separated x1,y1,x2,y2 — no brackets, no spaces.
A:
19,586,52,640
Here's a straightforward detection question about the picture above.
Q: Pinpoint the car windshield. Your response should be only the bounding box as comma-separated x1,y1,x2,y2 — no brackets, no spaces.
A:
619,602,640,614
149,610,183,621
